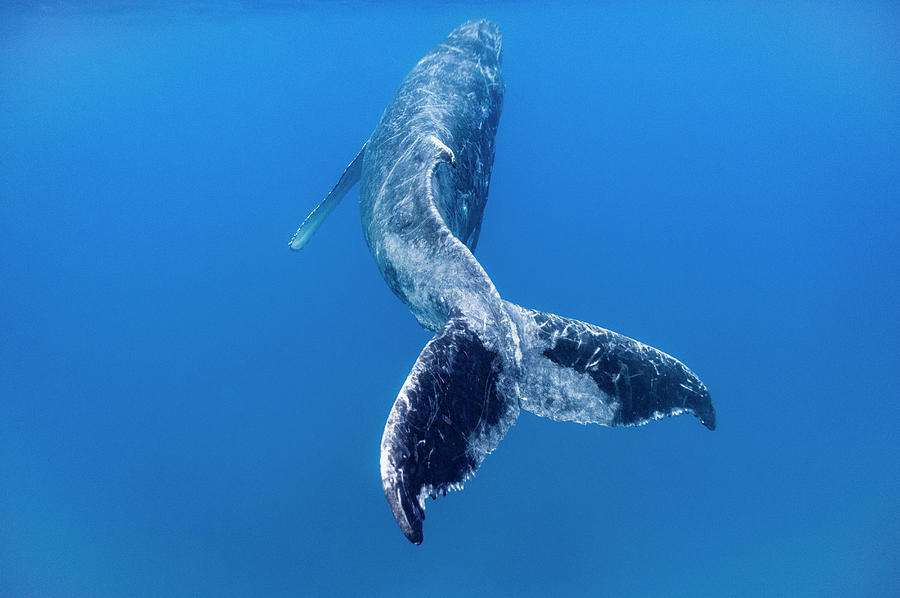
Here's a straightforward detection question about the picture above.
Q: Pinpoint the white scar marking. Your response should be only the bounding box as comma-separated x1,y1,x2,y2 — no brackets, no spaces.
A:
427,135,456,166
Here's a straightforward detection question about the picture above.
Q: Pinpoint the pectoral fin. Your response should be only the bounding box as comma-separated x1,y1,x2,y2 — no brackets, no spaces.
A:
288,142,366,250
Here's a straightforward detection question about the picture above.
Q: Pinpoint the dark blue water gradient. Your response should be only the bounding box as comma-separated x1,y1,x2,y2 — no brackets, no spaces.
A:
1,2,898,596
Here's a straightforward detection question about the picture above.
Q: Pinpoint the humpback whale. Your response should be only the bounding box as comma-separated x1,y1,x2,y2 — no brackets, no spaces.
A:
289,20,715,544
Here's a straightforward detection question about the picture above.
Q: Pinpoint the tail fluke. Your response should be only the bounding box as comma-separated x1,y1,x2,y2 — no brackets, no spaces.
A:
506,301,715,430
380,312,519,544
380,303,714,544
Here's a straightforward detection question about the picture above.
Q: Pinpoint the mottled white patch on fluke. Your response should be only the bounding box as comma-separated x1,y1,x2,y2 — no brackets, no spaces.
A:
505,302,715,430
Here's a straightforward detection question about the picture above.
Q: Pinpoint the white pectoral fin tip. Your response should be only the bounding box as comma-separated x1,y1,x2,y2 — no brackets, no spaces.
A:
289,210,322,251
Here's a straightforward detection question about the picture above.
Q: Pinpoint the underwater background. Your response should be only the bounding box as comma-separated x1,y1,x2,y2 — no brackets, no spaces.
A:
1,2,898,596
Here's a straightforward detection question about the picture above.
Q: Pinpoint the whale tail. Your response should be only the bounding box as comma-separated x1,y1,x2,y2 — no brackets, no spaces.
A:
504,301,715,430
380,311,520,545
380,302,714,544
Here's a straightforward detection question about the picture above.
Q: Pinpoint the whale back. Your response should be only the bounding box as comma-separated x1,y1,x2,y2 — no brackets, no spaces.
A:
360,20,505,252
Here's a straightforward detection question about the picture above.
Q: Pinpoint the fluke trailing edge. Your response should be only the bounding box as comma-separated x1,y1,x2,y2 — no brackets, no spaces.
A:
289,20,715,545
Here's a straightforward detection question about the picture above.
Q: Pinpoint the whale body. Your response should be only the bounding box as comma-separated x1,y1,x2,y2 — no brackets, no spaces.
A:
290,20,715,544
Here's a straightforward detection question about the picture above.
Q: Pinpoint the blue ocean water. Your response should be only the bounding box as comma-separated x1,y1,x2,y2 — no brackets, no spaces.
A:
1,2,898,596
